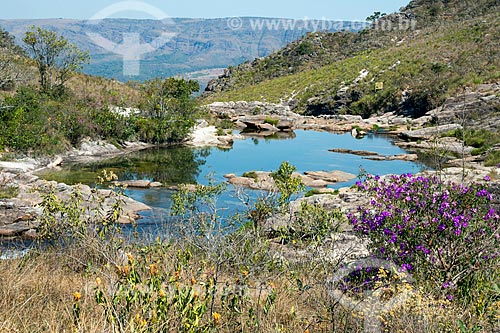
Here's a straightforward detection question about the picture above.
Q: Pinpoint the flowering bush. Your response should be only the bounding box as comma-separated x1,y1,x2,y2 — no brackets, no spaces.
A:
348,174,500,299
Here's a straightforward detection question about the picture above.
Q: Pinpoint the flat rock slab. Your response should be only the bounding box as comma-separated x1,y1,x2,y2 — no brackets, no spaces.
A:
225,169,356,191
400,124,462,140
303,170,356,183
0,221,38,237
186,125,236,148
114,180,163,188
329,148,380,156
330,148,419,162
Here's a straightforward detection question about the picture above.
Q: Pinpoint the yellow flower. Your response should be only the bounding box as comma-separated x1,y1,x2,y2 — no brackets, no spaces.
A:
149,264,159,276
73,291,82,302
190,277,197,285
95,277,102,286
242,270,249,277
193,291,199,299
212,312,221,326
159,289,166,298
126,253,134,264
123,265,130,276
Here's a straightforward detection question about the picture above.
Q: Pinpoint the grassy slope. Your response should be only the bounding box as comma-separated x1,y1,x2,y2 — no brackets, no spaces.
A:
204,1,500,117
0,27,141,107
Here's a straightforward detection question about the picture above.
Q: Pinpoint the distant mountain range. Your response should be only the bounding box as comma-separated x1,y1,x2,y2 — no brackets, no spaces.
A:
0,18,366,86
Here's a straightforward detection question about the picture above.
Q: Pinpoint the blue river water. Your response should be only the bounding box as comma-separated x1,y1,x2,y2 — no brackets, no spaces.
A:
1,130,427,252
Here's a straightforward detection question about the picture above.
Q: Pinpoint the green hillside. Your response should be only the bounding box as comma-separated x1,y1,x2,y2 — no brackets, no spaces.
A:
204,0,500,118
0,18,364,85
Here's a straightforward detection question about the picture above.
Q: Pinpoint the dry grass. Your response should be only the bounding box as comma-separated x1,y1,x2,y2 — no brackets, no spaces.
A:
1,244,497,333
0,253,99,332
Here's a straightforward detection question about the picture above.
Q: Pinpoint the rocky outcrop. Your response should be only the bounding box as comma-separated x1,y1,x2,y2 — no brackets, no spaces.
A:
224,170,356,191
65,139,154,164
0,158,39,173
425,83,500,131
185,120,241,148
0,170,151,239
329,148,419,161
207,101,296,118
303,171,356,183
207,101,423,135
329,148,380,157
237,115,296,133
395,137,475,155
113,180,163,188
262,186,371,233
400,124,463,140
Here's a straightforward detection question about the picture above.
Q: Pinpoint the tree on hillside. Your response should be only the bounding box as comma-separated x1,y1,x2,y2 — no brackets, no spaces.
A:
0,27,26,90
366,11,387,23
1,27,18,51
140,77,200,143
0,55,17,91
23,26,89,95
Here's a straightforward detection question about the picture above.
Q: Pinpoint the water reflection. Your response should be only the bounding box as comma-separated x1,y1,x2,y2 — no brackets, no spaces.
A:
40,145,208,186
39,130,429,211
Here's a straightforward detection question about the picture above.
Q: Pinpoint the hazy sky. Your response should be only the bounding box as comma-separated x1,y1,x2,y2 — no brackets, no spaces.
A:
1,0,410,21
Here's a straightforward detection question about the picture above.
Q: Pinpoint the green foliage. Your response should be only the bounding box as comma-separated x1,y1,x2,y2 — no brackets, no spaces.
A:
23,26,89,96
0,182,18,199
485,151,500,167
38,171,124,245
304,189,339,197
171,182,226,218
270,161,305,208
263,117,279,126
280,202,343,243
204,2,500,119
94,248,216,333
0,86,136,154
450,129,500,161
140,77,200,144
296,41,314,55
366,11,387,22
241,171,258,180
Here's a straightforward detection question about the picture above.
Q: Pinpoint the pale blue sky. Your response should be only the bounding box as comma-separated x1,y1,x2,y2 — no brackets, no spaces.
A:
1,0,410,21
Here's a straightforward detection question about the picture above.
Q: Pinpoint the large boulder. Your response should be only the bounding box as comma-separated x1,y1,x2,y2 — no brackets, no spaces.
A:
400,124,462,140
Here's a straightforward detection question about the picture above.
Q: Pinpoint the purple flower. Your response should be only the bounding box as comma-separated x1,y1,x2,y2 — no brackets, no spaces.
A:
416,245,431,255
484,175,491,181
476,189,490,198
401,263,413,271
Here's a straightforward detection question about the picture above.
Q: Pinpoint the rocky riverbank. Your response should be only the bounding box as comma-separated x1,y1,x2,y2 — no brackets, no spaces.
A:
2,90,498,241
0,168,151,239
0,139,160,239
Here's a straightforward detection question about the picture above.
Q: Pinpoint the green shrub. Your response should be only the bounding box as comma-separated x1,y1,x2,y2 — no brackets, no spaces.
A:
263,117,279,126
242,171,258,180
485,151,500,166
304,189,339,197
